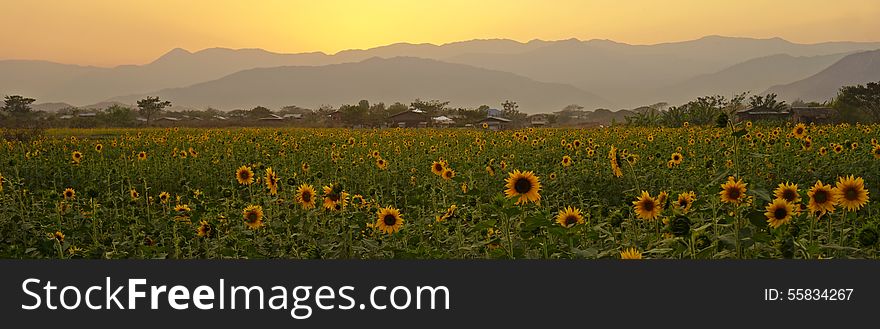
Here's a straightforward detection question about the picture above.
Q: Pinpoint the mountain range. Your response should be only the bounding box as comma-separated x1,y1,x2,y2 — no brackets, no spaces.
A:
2,36,880,114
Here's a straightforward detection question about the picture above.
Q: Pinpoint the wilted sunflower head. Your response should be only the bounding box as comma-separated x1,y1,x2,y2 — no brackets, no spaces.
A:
835,175,869,212
197,220,213,238
872,145,880,159
504,170,542,205
235,165,254,185
774,182,800,204
53,231,65,243
556,206,584,228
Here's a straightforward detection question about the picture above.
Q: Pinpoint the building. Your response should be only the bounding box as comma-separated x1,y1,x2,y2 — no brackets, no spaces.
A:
529,114,550,127
432,115,455,127
328,110,343,122
734,107,791,122
259,114,284,121
477,116,511,131
389,109,429,128
791,107,836,124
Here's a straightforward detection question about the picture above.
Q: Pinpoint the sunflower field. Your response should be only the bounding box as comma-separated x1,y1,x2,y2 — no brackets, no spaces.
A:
1,122,878,259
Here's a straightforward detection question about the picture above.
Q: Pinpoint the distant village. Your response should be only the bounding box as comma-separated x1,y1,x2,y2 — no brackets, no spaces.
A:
0,93,853,131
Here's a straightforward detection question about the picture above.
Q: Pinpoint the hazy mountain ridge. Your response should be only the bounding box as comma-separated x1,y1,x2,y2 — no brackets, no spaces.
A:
3,36,880,110
765,50,880,102
111,57,611,113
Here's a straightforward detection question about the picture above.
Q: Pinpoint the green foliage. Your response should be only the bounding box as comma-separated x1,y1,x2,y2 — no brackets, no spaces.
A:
834,81,880,123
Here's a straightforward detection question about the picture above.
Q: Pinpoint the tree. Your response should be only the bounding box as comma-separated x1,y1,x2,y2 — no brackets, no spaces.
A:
137,96,172,125
249,106,273,118
103,105,136,127
747,93,787,112
410,99,449,117
834,81,880,123
500,100,527,127
2,95,36,115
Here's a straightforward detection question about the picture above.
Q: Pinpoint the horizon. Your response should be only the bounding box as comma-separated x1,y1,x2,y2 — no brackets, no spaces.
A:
1,0,879,67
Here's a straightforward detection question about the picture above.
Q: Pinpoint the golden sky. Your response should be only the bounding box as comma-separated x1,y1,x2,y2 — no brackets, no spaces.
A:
1,0,878,67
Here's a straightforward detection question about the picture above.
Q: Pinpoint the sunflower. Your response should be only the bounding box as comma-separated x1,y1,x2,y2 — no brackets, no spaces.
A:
129,189,140,200
833,144,844,154
873,145,880,159
62,188,75,200
196,220,213,238
773,182,800,204
301,162,310,172
435,204,457,222
158,192,171,204
174,204,191,213
561,155,573,167
674,191,696,213
431,161,445,176
818,147,828,156
556,206,584,227
242,205,264,229
504,170,542,205
765,199,795,229
792,123,807,139
609,146,623,178
95,143,103,152
670,152,683,165
620,248,642,259
0,172,4,193
656,191,669,210
371,150,380,158
633,191,660,221
719,176,747,204
295,184,317,210
807,181,838,215
375,206,404,234
71,151,83,164
376,158,388,170
53,231,65,244
485,165,495,176
322,184,348,210
235,165,254,185
482,122,489,129
351,194,368,208
264,167,279,195
835,175,870,211
137,151,147,160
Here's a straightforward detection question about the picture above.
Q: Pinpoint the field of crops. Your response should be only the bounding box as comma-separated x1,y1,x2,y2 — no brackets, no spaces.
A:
1,123,878,259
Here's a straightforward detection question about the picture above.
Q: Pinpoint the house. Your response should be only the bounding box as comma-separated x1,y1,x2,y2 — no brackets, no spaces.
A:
328,110,343,121
529,114,549,127
77,112,98,118
791,107,836,124
212,115,228,121
259,114,284,121
487,108,502,117
432,116,455,127
283,113,303,120
59,115,74,120
477,116,511,131
389,109,429,128
734,107,791,122
156,117,181,122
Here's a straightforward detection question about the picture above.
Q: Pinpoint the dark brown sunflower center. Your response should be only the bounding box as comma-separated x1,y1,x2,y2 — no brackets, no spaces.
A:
673,155,680,161
383,214,397,226
434,164,443,171
782,190,797,202
245,212,258,223
564,215,578,226
302,192,311,202
514,178,532,194
679,200,688,207
774,207,788,220
843,187,858,201
796,128,804,134
641,200,655,212
240,172,250,180
814,190,828,203
726,188,741,200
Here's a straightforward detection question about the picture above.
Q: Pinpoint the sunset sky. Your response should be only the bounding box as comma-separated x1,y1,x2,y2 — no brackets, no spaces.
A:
2,0,878,67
